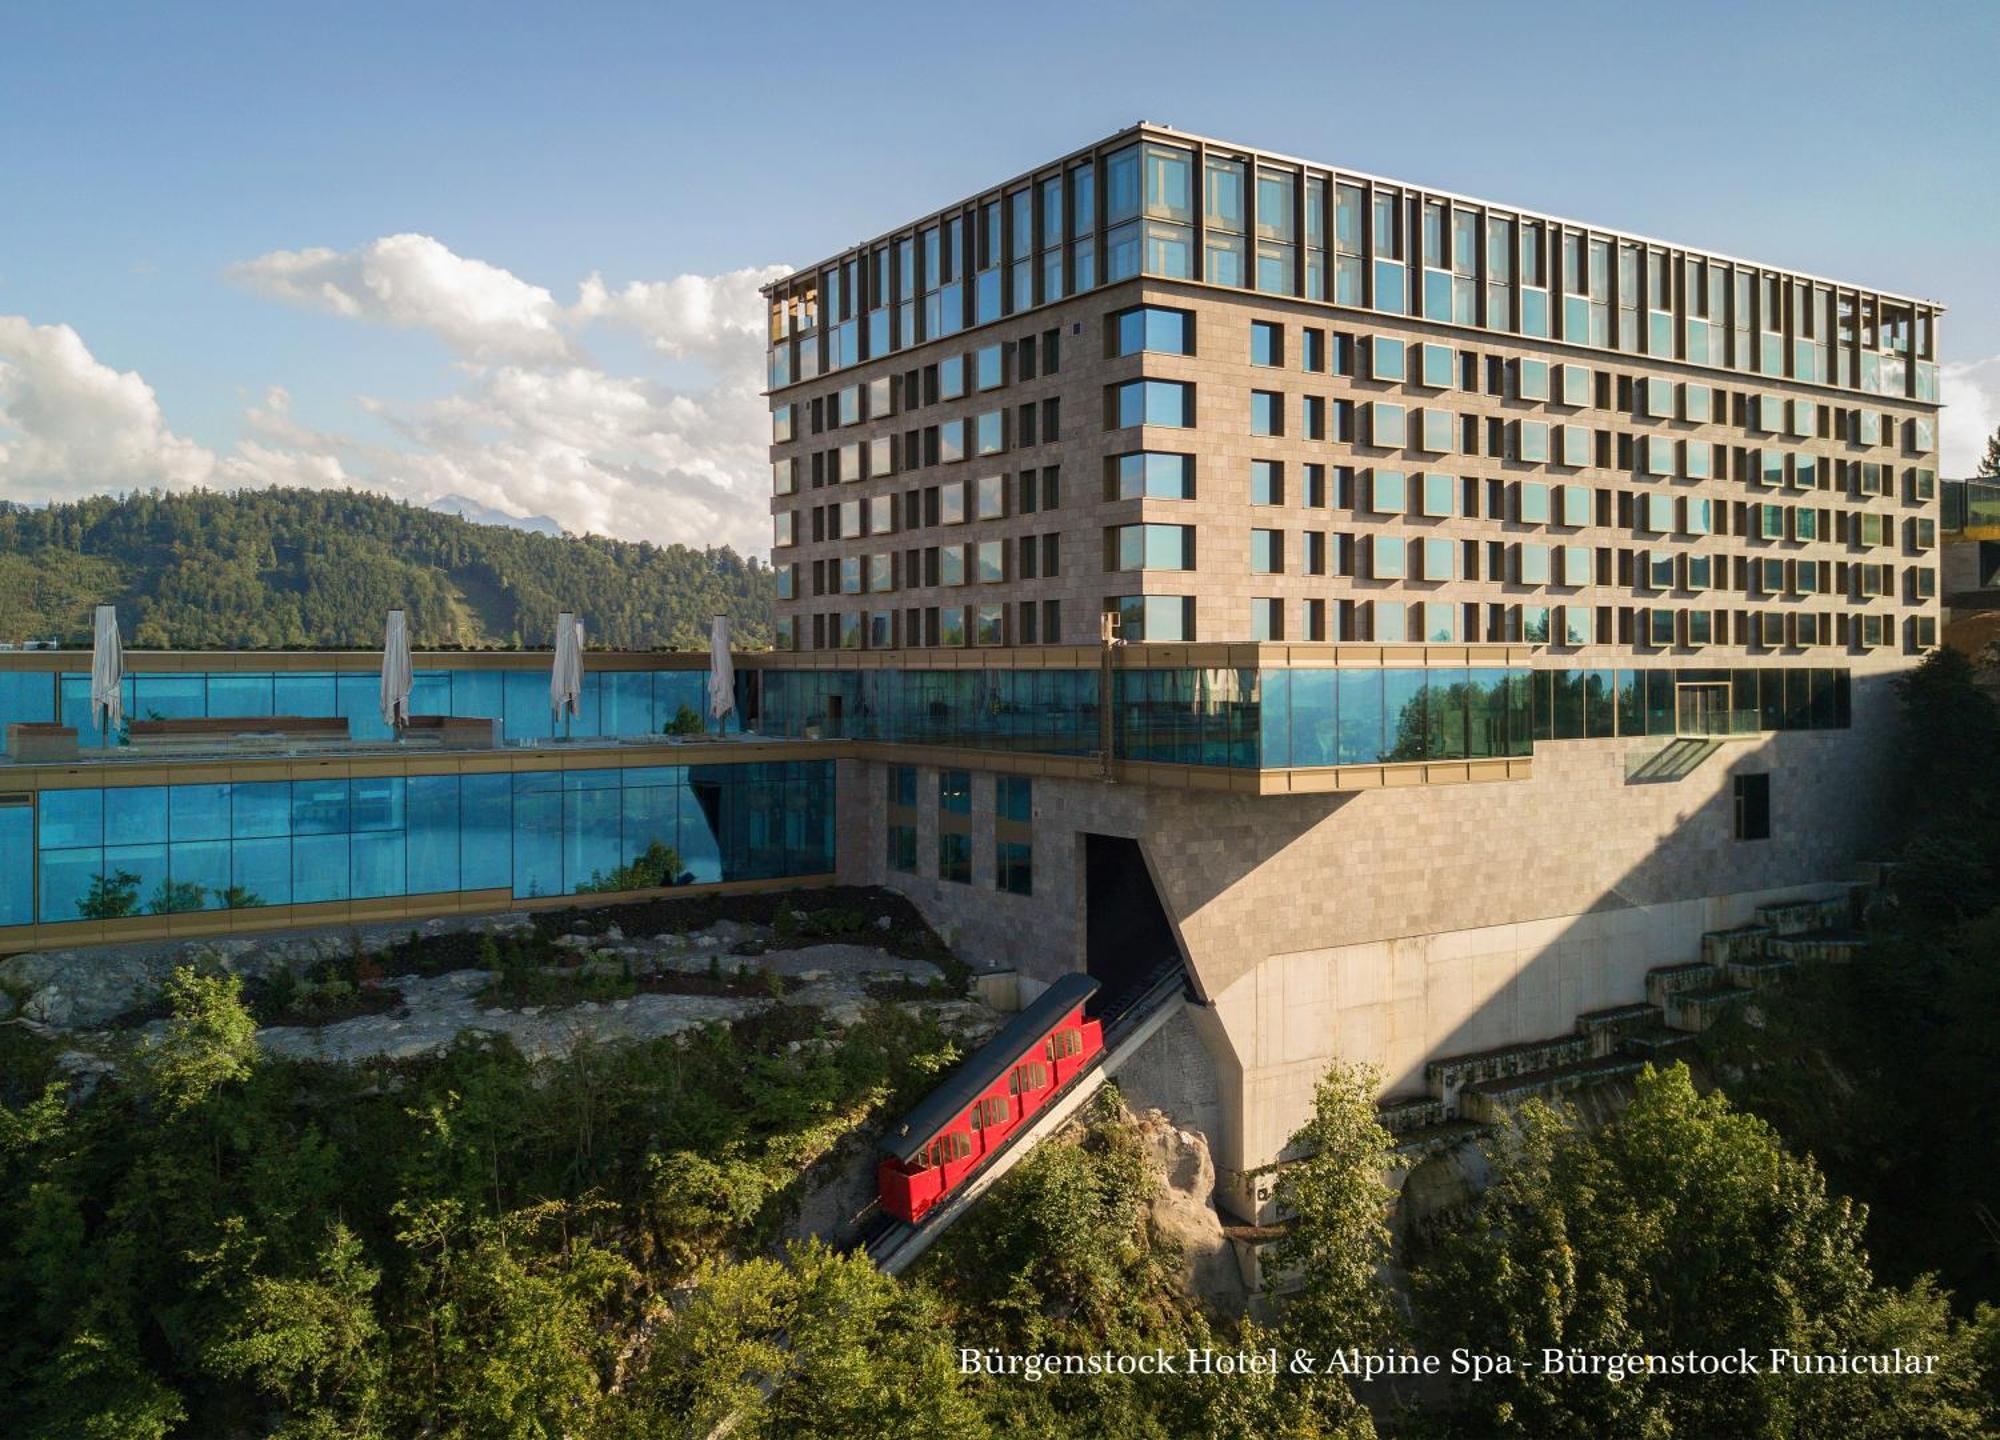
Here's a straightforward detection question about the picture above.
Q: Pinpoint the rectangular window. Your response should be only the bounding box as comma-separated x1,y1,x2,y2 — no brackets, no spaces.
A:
1111,450,1195,500
1250,597,1283,640
1734,773,1771,841
1109,594,1193,642
1109,523,1195,571
1251,459,1285,505
938,831,971,883
1301,328,1326,372
1370,402,1406,448
1251,390,1283,436
1111,305,1194,357
1251,528,1284,574
1110,379,1194,428
996,839,1033,895
1250,320,1283,367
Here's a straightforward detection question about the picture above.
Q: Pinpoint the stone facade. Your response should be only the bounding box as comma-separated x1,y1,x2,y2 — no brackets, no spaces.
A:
840,669,1896,1219
779,124,1942,1223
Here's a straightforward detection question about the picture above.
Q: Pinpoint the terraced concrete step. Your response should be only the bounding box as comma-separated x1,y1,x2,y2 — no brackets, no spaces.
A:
1458,1056,1646,1124
1424,1033,1597,1109
1574,1002,1662,1055
1647,961,1722,1008
1376,1096,1447,1136
1393,1119,1487,1159
1723,955,1798,990
1701,924,1771,968
1763,932,1868,964
1664,983,1753,1033
1755,895,1849,938
1622,1027,1699,1063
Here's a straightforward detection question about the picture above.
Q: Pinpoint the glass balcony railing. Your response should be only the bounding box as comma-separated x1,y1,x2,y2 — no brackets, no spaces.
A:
1677,708,1762,739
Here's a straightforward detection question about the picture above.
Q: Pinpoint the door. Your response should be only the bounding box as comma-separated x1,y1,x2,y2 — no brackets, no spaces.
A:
1675,682,1731,736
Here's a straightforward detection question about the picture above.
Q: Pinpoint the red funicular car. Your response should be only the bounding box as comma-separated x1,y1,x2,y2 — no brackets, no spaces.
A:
878,972,1103,1223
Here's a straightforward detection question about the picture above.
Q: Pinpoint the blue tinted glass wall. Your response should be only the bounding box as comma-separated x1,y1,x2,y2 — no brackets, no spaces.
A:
12,761,832,927
3,667,738,746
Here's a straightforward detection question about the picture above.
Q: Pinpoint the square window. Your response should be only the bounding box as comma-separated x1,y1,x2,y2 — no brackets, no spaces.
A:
1560,364,1590,406
1420,343,1453,388
1371,402,1406,447
1369,334,1406,381
1369,468,1406,513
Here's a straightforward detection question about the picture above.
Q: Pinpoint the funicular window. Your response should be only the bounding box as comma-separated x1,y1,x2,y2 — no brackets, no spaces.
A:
1009,1062,1050,1094
971,1097,1010,1128
1045,1027,1084,1061
925,1132,972,1168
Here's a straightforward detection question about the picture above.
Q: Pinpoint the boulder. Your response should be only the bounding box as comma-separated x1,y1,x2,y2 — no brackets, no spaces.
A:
1131,1107,1245,1315
1,949,174,1029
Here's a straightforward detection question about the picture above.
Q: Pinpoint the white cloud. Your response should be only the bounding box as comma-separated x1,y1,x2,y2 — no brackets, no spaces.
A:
574,265,789,361
0,316,217,499
2,238,787,555
228,233,576,364
1941,356,2000,478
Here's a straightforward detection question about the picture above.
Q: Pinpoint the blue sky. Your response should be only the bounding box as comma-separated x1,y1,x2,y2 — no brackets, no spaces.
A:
1,0,1995,554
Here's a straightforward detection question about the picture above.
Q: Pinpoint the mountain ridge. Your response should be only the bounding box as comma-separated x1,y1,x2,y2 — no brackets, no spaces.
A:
0,486,774,650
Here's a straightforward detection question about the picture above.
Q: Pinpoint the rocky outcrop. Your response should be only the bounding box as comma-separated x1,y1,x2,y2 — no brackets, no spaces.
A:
0,911,540,1031
254,937,998,1066
1129,1106,1245,1315
255,970,759,1063
1,950,177,1028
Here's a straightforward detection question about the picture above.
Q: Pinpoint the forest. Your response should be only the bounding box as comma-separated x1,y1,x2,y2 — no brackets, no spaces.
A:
0,489,775,651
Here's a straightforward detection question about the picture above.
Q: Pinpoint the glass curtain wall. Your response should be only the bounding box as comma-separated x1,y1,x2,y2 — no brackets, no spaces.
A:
17,761,834,926
4,668,734,746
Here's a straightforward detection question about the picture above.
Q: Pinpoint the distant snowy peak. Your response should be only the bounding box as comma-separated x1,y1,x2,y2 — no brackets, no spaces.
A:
426,492,563,536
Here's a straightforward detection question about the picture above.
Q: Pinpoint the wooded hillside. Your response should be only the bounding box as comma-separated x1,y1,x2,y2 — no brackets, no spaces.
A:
0,488,774,650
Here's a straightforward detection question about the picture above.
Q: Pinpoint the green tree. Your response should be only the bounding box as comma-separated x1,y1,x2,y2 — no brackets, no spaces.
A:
1413,1064,1996,1438
633,1238,983,1440
387,1197,637,1440
138,966,259,1117
1978,422,2000,479
1257,1061,1402,1437
201,1219,385,1439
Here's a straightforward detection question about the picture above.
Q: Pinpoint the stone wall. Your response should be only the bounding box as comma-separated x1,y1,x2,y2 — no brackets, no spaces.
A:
839,667,1901,1219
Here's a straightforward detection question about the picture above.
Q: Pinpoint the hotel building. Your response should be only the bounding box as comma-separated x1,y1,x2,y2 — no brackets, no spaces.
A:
0,125,1944,1222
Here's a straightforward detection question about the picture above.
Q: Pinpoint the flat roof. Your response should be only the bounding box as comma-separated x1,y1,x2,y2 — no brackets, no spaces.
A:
767,121,1945,314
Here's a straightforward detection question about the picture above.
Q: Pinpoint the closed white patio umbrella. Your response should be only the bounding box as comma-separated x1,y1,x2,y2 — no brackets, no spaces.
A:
381,609,413,733
708,614,735,736
551,611,583,737
90,604,123,747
